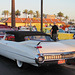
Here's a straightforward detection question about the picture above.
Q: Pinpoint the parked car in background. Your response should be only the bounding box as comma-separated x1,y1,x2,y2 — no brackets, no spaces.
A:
0,30,13,40
68,27,75,39
0,31,75,68
0,25,14,40
43,27,74,40
19,26,30,31
58,29,65,33
0,30,5,39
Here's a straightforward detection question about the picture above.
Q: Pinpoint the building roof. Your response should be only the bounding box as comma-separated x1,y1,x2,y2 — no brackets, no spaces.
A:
5,18,65,24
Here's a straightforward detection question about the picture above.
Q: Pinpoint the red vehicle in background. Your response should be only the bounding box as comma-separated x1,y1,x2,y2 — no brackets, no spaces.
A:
0,25,14,40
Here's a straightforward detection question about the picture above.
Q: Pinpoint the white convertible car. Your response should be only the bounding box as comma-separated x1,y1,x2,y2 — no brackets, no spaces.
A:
0,31,75,68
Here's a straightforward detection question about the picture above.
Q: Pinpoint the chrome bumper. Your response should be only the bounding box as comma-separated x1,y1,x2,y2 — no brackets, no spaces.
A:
35,52,75,66
44,53,75,61
38,58,75,66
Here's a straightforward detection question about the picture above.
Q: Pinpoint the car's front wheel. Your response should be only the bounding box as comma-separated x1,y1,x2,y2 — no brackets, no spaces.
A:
16,60,23,68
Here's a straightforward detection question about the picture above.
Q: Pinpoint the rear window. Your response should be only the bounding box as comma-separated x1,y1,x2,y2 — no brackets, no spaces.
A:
25,35,53,41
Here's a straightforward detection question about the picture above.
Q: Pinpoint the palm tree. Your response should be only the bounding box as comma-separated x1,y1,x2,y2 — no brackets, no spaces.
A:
36,11,40,18
23,9,28,18
43,14,45,18
33,12,36,18
11,0,15,27
65,16,69,23
15,10,21,18
57,12,64,21
71,19,75,23
54,14,56,18
6,10,10,18
72,19,74,22
2,10,10,18
2,10,7,18
29,10,33,18
70,19,72,22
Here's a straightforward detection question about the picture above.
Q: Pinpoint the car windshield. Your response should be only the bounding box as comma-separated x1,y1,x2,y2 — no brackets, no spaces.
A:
58,29,65,33
25,35,53,42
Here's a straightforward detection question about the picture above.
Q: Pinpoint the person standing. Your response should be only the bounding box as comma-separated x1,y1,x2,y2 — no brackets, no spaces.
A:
51,22,59,41
32,26,37,31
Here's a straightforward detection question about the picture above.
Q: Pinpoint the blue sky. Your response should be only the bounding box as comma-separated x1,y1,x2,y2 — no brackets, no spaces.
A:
0,0,75,19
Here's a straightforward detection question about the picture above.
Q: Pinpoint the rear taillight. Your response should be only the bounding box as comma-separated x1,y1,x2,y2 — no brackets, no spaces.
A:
36,46,42,49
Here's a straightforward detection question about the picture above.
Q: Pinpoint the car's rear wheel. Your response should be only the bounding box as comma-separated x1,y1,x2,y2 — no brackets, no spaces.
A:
16,60,23,68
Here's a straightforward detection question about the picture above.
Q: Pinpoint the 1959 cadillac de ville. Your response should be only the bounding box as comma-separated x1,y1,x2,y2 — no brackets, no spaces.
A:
0,31,75,68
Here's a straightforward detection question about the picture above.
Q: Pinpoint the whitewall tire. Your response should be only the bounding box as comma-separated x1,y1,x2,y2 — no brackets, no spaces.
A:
16,60,23,68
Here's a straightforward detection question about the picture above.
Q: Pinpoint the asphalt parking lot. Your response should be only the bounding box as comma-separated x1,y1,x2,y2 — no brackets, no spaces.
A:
0,55,75,75
0,39,75,75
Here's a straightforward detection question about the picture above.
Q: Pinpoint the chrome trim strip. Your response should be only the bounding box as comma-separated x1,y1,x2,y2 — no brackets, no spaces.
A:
43,52,75,61
43,52,75,55
44,57,75,62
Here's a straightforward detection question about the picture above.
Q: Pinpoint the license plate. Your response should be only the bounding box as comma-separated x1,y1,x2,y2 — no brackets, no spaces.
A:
58,60,65,64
